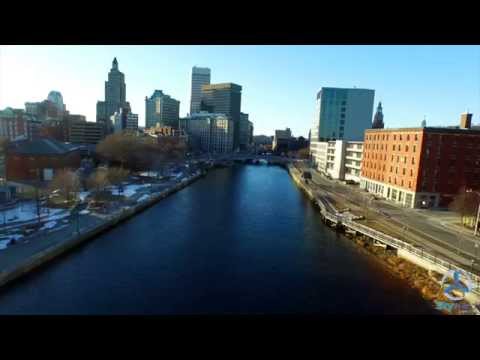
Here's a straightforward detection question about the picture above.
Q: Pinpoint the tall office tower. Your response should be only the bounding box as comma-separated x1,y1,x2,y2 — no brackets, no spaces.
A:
145,90,180,129
190,67,211,114
239,112,253,150
112,108,139,133
311,87,375,142
96,58,131,135
25,91,67,122
372,102,385,129
200,83,242,149
47,91,66,113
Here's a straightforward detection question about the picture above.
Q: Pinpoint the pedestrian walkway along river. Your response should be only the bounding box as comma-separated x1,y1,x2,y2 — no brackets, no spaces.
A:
0,164,438,314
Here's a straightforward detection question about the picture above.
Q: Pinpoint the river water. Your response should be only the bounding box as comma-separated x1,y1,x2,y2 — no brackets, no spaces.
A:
0,164,438,314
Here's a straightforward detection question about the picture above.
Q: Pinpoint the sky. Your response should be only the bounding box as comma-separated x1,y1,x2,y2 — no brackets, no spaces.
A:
1,45,479,137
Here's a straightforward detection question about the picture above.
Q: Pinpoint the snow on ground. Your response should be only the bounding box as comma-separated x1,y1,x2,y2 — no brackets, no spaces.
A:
0,234,24,250
140,171,161,177
79,191,90,201
40,221,57,231
1,202,66,224
137,194,150,203
111,184,152,197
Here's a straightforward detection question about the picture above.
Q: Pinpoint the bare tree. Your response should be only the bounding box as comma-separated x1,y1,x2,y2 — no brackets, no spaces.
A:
49,169,80,204
96,132,187,172
449,186,480,228
297,147,310,159
106,167,130,192
87,168,110,194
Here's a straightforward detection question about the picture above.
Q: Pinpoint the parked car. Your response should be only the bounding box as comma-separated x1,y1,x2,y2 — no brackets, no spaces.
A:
302,171,312,180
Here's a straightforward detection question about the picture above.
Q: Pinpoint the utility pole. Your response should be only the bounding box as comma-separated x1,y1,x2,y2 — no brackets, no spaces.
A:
475,202,480,237
466,189,480,237
35,168,41,225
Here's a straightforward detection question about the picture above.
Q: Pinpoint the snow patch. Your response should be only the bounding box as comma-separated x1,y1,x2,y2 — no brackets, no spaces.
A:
40,221,57,231
137,194,150,203
111,184,152,197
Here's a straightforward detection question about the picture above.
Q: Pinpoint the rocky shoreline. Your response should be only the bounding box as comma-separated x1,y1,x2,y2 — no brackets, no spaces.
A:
350,235,474,315
288,164,477,315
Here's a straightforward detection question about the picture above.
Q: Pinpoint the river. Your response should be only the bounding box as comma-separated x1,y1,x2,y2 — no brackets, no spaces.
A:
0,164,438,314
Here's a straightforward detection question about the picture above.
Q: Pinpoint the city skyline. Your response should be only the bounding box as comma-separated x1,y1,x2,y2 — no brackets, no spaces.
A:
1,45,480,136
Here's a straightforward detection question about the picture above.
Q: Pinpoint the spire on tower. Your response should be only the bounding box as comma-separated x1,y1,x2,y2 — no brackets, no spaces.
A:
372,101,384,129
112,57,118,70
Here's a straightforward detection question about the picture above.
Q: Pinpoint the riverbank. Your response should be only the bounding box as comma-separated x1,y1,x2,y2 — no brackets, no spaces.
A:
0,170,207,290
287,163,480,315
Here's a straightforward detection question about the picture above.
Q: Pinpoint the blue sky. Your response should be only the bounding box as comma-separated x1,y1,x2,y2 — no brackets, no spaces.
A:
1,45,479,137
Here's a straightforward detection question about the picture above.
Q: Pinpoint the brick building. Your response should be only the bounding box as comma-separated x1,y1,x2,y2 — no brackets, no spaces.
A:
360,120,480,208
6,139,81,187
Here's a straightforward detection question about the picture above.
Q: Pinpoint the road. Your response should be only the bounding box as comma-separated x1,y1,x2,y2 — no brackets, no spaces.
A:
296,162,480,273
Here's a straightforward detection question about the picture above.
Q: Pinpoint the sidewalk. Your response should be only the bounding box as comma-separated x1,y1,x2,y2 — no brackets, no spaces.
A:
297,163,480,273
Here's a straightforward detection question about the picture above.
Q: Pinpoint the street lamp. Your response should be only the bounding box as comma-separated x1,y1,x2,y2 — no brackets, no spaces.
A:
465,189,480,237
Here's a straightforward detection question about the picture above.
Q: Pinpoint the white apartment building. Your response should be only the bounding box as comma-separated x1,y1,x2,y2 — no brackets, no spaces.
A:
310,140,363,183
179,112,234,153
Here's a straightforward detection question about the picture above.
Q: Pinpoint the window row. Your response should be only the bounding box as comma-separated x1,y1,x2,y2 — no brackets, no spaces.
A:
366,133,419,142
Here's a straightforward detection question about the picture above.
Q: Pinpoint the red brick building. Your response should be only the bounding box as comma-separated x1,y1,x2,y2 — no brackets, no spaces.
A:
361,123,480,208
6,139,81,186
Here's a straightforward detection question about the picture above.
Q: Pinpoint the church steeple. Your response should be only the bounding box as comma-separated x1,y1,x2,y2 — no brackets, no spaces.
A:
372,101,384,129
112,57,118,70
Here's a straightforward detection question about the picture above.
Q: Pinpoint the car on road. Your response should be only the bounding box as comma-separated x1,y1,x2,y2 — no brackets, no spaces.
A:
302,171,312,180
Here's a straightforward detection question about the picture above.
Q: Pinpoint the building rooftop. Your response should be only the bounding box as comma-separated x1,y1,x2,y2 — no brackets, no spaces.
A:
201,83,242,91
8,138,80,155
365,127,480,135
187,112,229,119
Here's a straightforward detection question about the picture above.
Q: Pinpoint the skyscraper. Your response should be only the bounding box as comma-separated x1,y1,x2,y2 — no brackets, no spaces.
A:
190,67,211,114
179,113,234,153
112,108,138,133
96,58,130,134
145,90,180,129
311,87,375,142
372,102,384,129
200,83,242,149
239,112,253,150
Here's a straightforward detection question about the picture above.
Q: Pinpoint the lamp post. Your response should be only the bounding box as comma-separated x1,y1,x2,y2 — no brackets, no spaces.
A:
465,189,480,237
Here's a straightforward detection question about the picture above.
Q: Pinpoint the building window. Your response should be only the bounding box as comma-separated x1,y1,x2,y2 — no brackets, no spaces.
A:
415,134,418,141
403,168,406,175
398,144,401,151
405,145,409,152
410,169,413,176
394,135,397,140
412,157,415,165
413,145,416,153
397,156,400,162
393,145,396,151
407,134,410,141
399,135,402,141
